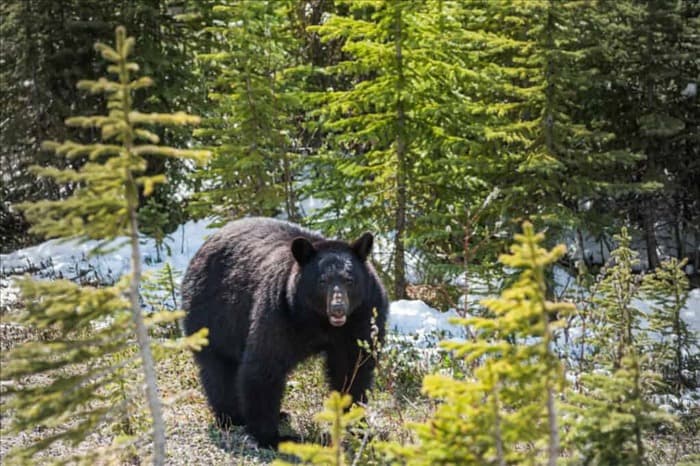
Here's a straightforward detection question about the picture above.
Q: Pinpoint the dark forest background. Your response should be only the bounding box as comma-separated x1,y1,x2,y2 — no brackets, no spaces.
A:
2,0,699,296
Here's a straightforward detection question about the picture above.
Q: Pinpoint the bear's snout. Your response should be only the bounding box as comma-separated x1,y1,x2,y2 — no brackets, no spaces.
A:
327,285,349,326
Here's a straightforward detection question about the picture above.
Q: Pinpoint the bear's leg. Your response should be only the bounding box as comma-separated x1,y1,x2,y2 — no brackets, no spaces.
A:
238,352,289,448
326,337,375,404
196,349,244,428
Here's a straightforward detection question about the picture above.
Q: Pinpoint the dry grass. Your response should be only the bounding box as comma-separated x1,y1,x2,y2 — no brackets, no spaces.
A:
0,314,433,465
2,300,697,465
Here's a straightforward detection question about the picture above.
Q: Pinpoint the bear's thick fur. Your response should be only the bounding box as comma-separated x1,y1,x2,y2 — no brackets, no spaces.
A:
182,217,387,448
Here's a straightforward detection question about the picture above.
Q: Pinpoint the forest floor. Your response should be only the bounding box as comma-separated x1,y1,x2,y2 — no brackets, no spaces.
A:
2,304,700,465
0,293,436,465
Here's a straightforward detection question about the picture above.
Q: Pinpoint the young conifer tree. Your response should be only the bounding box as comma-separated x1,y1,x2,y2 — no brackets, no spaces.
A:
304,0,416,298
273,391,365,466
387,222,573,465
594,0,700,270
641,258,697,396
141,262,186,337
421,0,651,272
563,229,674,465
191,0,300,222
3,27,209,465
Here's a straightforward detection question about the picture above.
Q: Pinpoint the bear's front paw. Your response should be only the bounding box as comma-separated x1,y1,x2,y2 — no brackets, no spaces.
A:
252,432,280,449
254,433,302,450
278,434,302,444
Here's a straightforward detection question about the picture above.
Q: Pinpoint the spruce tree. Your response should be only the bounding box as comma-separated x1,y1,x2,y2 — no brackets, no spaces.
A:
0,0,112,251
563,229,674,465
307,0,486,297
190,0,300,222
642,258,698,395
2,26,209,465
389,223,573,465
273,391,365,466
451,0,644,246
0,0,210,251
141,262,185,337
590,0,700,269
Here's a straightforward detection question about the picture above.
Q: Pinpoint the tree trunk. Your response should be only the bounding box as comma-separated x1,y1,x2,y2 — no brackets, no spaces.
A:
632,355,645,462
673,280,684,392
674,196,685,260
393,5,407,299
244,73,267,214
546,386,559,466
120,50,166,464
642,200,660,270
492,382,506,466
126,173,166,466
282,147,298,222
641,1,660,272
577,228,590,269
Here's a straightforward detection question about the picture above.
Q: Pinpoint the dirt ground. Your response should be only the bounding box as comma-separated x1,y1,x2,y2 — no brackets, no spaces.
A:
0,316,419,465
1,276,697,465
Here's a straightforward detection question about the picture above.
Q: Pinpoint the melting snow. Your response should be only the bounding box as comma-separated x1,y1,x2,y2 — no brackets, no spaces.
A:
388,299,467,344
1,220,698,340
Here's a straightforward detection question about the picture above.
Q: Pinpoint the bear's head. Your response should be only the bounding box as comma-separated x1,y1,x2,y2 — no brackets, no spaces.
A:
291,233,374,327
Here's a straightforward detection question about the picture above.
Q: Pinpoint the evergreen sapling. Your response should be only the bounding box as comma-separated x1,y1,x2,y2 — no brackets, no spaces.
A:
387,222,573,465
563,229,676,465
3,26,209,465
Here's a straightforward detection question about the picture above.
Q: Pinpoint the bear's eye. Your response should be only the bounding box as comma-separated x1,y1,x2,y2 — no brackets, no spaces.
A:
319,277,328,285
345,277,354,285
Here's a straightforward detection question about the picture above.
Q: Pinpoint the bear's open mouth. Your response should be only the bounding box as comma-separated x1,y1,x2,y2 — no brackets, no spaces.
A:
329,314,347,327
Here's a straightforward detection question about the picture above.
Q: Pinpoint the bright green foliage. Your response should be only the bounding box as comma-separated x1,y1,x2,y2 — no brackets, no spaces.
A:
566,230,648,376
304,0,656,296
454,1,644,237
3,278,133,465
2,27,209,465
563,229,675,465
589,229,644,367
307,0,483,297
2,278,206,465
564,354,674,466
274,391,365,466
390,223,573,465
642,258,698,395
191,0,300,222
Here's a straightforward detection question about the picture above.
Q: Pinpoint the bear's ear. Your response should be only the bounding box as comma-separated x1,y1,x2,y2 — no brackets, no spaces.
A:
291,237,316,265
351,232,373,262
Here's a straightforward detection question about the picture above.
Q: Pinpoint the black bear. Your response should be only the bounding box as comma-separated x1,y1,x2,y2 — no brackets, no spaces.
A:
182,217,388,448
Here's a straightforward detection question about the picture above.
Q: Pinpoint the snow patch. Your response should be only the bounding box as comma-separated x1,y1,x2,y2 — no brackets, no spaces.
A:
388,299,467,345
0,218,216,285
681,288,700,333
0,277,21,312
2,221,698,345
